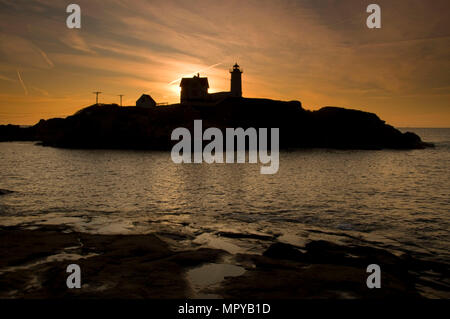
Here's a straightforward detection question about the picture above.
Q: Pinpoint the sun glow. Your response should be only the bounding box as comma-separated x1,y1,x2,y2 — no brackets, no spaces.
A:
168,84,181,97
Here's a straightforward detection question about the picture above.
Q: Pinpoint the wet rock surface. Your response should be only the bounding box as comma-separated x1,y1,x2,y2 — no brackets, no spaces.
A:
218,241,450,298
0,226,448,298
0,226,226,298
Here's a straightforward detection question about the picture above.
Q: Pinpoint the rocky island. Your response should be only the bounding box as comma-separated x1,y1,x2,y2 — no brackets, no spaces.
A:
0,97,433,150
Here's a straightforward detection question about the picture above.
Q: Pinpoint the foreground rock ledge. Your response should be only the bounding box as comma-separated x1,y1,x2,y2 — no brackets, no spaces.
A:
1,226,448,298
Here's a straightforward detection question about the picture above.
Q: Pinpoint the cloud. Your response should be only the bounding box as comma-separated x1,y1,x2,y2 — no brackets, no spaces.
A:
31,86,49,96
35,46,54,68
0,33,55,69
0,74,16,82
168,62,222,85
60,31,95,54
16,70,28,95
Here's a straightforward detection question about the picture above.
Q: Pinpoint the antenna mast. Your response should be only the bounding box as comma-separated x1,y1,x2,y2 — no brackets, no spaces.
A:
93,91,102,105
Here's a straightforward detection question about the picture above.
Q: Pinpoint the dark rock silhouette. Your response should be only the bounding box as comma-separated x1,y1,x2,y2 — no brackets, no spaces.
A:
0,226,227,298
0,124,36,142
0,189,14,196
217,231,275,240
0,97,433,149
220,240,449,298
2,226,448,298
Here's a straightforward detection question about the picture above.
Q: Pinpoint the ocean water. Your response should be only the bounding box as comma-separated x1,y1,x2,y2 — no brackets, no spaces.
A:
0,128,449,263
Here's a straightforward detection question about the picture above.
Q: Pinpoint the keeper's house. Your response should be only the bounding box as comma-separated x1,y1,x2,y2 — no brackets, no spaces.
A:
179,63,243,104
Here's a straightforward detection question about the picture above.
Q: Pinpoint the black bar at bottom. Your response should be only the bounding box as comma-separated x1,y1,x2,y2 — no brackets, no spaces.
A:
0,299,447,318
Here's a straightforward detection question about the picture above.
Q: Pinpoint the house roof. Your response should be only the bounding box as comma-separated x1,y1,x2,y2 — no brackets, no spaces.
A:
137,94,156,103
180,77,209,88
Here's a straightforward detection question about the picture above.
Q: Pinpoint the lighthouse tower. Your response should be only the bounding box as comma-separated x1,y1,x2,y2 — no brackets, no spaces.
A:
230,63,243,97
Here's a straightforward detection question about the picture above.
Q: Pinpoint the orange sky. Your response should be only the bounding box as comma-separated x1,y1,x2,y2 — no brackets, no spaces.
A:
0,0,449,127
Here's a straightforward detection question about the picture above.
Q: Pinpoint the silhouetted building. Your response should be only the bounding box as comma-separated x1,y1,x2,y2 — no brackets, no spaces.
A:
136,94,156,108
180,74,209,104
230,63,243,97
179,64,244,104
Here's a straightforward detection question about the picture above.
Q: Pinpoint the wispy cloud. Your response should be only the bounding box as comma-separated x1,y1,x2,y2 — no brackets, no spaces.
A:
16,70,28,95
35,46,54,68
60,31,95,54
0,33,55,69
168,62,222,85
0,74,16,82
31,86,49,96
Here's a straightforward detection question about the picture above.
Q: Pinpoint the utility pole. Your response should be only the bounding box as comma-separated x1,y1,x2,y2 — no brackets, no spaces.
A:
118,94,124,106
93,91,102,105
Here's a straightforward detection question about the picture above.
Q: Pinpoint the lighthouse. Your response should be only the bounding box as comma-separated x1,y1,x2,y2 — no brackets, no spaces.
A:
230,63,243,97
